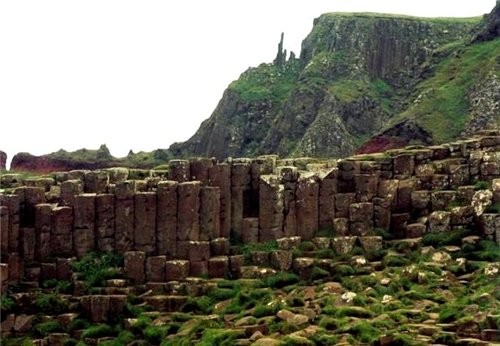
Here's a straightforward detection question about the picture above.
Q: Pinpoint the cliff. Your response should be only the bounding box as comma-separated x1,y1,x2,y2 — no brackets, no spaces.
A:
170,11,499,159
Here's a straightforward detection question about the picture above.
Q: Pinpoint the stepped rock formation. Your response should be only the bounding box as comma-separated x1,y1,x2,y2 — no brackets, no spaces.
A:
0,150,6,170
170,9,499,160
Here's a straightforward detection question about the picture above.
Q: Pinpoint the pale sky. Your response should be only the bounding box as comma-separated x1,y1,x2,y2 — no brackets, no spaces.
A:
0,1,496,166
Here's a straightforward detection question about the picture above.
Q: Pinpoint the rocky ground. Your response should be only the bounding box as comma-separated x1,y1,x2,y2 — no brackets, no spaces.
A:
1,231,499,346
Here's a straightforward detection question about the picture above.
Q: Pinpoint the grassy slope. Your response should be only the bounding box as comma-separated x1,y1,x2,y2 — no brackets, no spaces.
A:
393,38,500,142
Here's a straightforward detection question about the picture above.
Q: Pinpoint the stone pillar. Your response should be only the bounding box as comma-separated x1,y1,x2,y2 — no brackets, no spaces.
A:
208,163,231,238
177,181,200,241
84,171,109,193
349,202,374,236
74,193,96,258
60,180,83,206
124,251,145,284
146,256,166,282
134,192,157,254
199,187,221,241
156,181,178,258
354,174,378,202
0,206,9,261
296,174,319,240
278,167,298,237
115,181,135,253
231,160,251,237
397,179,417,213
21,227,36,261
319,173,337,230
241,217,259,243
259,175,284,241
190,158,214,185
22,187,46,227
35,204,52,261
168,160,191,183
51,206,73,257
334,193,356,219
3,195,21,254
96,194,115,252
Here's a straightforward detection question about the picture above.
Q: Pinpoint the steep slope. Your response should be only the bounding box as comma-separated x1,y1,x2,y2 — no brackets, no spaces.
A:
170,13,483,159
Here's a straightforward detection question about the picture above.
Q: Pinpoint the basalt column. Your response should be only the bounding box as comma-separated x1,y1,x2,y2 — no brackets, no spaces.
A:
278,167,298,237
51,206,73,257
34,204,52,261
115,181,136,253
134,192,157,255
96,194,115,252
177,181,200,241
231,160,251,239
259,175,285,241
296,174,319,240
156,181,178,258
74,193,96,258
209,163,231,238
319,169,337,231
199,187,221,241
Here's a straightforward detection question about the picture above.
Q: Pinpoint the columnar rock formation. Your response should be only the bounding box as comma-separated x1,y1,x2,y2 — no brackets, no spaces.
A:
0,131,499,288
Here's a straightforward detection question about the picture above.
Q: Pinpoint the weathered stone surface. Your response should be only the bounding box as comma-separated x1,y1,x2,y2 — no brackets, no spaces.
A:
457,185,476,204
393,153,415,176
295,174,319,240
335,193,356,218
169,160,191,183
189,260,208,277
156,181,178,257
60,180,83,206
397,179,417,212
74,194,96,258
134,192,157,254
146,256,166,282
0,206,9,260
190,157,214,185
124,251,145,284
84,171,109,193
56,257,74,281
276,236,301,250
359,236,383,252
21,227,36,261
165,260,190,281
22,187,46,227
208,256,229,278
450,206,474,226
7,253,23,282
319,178,336,229
431,190,457,211
333,217,349,236
428,211,451,232
411,190,430,210
270,250,293,270
231,162,251,235
251,251,270,266
373,197,391,229
199,187,221,240
391,213,411,237
144,295,187,312
0,263,8,290
378,180,399,206
229,255,245,278
96,194,115,252
105,167,129,184
283,184,297,237
293,257,315,279
241,217,259,243
478,214,500,239
51,206,73,257
349,202,374,222
115,181,136,253
80,295,127,322
187,241,210,262
331,236,357,254
259,175,284,241
492,179,500,203
354,174,378,202
13,314,33,333
210,237,229,256
208,163,231,238
405,223,426,238
0,195,20,255
472,189,493,216
177,182,200,241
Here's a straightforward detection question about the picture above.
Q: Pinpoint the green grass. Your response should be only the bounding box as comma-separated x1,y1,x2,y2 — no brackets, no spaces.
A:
81,324,116,338
229,61,301,103
34,293,69,315
71,251,123,289
395,38,500,143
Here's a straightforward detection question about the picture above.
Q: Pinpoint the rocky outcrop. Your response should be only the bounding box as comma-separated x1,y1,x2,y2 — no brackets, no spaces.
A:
0,150,6,170
475,0,500,42
169,12,485,160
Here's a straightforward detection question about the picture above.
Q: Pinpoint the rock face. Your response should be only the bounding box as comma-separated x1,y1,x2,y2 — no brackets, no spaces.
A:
169,11,498,160
0,151,6,170
475,1,500,42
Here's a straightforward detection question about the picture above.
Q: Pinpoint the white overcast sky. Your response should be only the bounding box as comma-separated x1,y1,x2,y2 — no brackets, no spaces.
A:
0,1,496,165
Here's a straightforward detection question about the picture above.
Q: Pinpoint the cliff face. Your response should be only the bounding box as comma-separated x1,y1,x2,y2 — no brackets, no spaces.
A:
170,10,500,160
